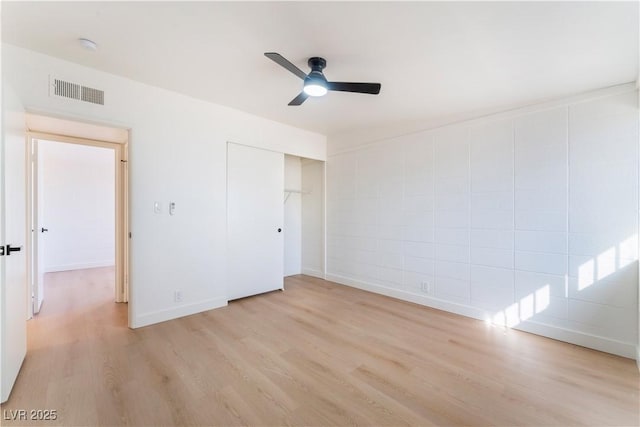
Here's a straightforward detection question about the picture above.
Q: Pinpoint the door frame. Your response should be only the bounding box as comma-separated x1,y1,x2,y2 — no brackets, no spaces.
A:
26,131,129,317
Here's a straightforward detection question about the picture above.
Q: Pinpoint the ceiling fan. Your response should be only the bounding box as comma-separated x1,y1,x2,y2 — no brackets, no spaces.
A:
264,52,382,106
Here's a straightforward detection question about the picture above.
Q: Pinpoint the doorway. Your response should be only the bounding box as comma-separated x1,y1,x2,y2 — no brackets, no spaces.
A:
284,155,325,279
26,125,129,323
31,138,119,315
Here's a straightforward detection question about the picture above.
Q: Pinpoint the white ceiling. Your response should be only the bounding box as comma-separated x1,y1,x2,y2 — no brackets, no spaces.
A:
2,1,638,136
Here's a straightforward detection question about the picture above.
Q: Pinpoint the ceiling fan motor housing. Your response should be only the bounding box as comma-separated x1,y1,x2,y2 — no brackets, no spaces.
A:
305,71,327,85
308,57,327,71
306,57,328,88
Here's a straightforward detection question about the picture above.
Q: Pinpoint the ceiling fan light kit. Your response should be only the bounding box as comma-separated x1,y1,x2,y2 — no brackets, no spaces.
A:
265,52,381,106
303,72,328,97
303,82,327,97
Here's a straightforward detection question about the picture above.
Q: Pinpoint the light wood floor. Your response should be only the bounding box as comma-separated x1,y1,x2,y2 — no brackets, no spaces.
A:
2,268,638,426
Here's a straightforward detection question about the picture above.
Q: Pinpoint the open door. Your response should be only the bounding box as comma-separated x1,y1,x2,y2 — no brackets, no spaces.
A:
29,139,45,314
1,84,27,403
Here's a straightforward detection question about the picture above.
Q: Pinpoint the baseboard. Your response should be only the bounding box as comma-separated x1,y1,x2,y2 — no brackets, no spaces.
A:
45,261,115,273
302,268,325,279
636,345,640,371
514,320,637,359
325,273,486,322
131,297,228,328
326,273,637,359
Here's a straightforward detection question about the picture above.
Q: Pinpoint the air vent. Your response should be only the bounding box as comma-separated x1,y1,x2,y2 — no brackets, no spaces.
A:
81,86,104,105
53,79,81,100
50,76,105,105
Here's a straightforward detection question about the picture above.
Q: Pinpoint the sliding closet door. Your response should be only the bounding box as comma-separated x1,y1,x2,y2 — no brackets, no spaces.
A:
227,143,284,300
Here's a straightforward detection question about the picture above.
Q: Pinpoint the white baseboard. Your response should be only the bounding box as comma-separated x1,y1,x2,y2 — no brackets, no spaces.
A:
45,260,115,273
514,320,636,359
637,345,640,371
302,268,325,279
131,297,228,328
326,273,486,321
326,273,637,359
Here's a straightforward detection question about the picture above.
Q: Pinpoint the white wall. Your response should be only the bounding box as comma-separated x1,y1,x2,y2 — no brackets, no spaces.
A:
327,85,639,358
2,44,326,328
284,155,301,277
39,140,115,272
302,159,325,278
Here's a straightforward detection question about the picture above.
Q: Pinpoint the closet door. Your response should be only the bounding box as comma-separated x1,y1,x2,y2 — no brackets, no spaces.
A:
227,143,284,300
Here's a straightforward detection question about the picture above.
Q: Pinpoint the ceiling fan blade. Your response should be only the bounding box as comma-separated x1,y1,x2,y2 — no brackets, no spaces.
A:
288,92,309,106
327,82,381,95
264,52,307,80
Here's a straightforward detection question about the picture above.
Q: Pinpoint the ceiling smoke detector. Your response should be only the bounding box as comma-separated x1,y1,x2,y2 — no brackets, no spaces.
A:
78,38,97,51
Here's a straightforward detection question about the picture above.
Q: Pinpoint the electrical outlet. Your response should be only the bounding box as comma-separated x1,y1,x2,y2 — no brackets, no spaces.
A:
174,290,183,302
421,281,432,294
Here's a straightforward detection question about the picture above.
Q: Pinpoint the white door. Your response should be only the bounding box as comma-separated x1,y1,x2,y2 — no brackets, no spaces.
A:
30,139,45,314
1,85,27,403
227,143,284,300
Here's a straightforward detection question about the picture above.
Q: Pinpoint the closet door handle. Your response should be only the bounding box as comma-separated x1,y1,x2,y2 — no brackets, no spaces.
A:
277,228,282,233
41,227,49,233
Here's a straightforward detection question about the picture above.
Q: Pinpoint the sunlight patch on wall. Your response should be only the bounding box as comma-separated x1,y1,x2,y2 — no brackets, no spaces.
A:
487,233,638,332
578,259,595,290
596,247,616,281
489,284,551,328
618,235,638,268
535,285,550,313
578,234,638,291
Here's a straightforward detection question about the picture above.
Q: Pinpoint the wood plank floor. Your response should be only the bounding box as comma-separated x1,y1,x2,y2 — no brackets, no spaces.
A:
2,268,639,426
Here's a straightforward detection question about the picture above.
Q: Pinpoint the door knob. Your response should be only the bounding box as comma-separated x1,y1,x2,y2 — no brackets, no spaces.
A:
41,227,49,233
5,244,22,255
277,228,282,233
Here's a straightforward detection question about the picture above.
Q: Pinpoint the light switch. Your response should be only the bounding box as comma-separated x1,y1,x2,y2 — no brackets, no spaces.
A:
154,201,162,214
169,202,176,216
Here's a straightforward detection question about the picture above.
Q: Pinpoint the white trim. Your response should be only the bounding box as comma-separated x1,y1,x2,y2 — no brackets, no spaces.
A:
515,320,636,359
326,273,486,321
636,346,640,371
321,161,327,280
326,273,637,359
301,268,325,279
329,82,637,156
131,297,228,329
45,261,115,273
